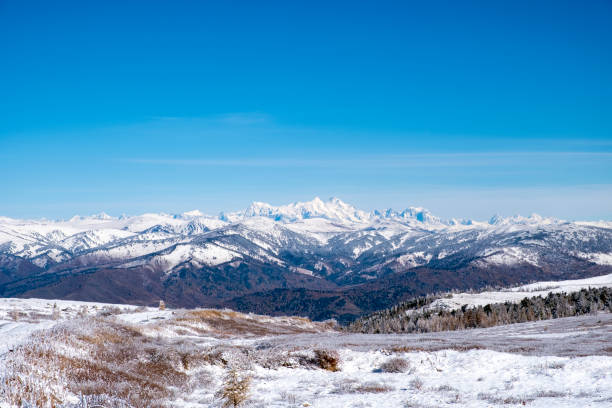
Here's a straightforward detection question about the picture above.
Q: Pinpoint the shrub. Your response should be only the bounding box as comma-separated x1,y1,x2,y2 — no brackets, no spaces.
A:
410,377,424,390
379,357,411,373
314,349,340,372
77,305,88,318
7,308,23,321
547,361,565,369
279,391,297,404
97,306,122,317
52,303,61,320
331,378,359,394
436,384,458,392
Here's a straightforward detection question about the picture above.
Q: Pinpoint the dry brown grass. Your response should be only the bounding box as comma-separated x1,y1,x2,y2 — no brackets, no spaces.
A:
174,309,327,337
0,317,212,407
477,392,535,405
508,346,537,353
354,381,393,393
0,308,338,407
0,373,63,408
331,379,392,394
388,345,428,353
388,344,485,353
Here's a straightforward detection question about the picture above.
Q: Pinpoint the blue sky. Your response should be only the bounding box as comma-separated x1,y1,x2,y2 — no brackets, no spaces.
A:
1,1,611,220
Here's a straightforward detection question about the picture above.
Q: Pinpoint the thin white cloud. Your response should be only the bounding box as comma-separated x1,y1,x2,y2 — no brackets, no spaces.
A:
121,151,612,168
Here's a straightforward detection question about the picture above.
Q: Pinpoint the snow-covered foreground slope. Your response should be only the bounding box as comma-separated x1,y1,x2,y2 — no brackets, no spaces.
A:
0,298,154,355
1,298,611,407
424,273,612,312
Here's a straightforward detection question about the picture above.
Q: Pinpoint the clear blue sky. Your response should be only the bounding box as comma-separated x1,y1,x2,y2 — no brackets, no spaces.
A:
1,0,611,220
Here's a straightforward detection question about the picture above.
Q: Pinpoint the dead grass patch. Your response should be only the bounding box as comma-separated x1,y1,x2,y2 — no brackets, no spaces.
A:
0,317,208,407
478,392,535,405
389,344,485,353
531,390,567,398
175,308,330,337
354,381,393,393
331,379,392,394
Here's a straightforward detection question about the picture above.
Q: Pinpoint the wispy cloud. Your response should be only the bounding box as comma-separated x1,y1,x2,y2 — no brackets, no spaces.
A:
121,151,612,168
147,112,273,126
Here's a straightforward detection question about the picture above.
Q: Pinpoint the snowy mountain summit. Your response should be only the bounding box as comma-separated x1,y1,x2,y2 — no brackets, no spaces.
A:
222,196,560,228
221,197,370,223
0,197,611,319
222,197,456,226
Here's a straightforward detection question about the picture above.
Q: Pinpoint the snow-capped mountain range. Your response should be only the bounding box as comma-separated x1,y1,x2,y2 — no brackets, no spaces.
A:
1,197,611,320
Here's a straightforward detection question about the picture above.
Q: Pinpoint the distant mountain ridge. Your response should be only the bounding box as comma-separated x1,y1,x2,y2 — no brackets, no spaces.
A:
0,196,578,227
1,197,611,322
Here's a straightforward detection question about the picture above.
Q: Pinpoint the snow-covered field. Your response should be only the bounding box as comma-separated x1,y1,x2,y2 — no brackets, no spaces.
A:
1,298,611,407
422,273,612,312
0,297,149,355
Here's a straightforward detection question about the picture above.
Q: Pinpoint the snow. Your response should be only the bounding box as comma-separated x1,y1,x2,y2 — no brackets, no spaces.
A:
476,246,541,266
242,349,611,408
183,209,205,217
423,273,612,312
291,266,315,276
234,197,372,223
0,197,610,281
0,297,146,319
576,220,612,229
123,243,240,270
397,251,433,268
284,217,360,243
115,310,174,324
488,213,560,226
514,273,612,292
0,320,56,355
1,297,611,407
573,251,612,265
0,297,152,356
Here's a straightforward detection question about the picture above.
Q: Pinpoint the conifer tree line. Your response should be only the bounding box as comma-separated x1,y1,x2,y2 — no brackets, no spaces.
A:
346,287,612,334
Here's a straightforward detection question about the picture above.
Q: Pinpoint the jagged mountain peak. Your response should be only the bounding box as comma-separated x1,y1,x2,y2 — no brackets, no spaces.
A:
488,213,560,226
69,212,116,222
225,196,371,223
182,209,205,217
1,199,611,311
234,196,454,226
2,198,574,233
375,206,441,224
1,198,574,232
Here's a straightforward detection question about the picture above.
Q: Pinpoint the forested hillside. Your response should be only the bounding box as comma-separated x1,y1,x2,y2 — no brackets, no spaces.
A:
347,287,612,334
